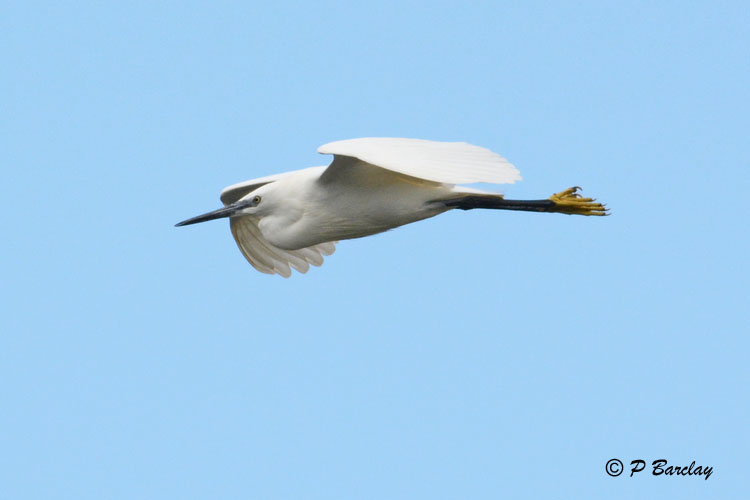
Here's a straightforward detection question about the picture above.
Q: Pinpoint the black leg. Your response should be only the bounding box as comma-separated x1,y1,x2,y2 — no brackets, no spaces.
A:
443,195,556,212
438,187,609,216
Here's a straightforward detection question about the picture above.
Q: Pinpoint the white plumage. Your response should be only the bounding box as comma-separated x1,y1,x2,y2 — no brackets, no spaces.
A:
230,216,335,277
318,137,521,185
177,137,607,277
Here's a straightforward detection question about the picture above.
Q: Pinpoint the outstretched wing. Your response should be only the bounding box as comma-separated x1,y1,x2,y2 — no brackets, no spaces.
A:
230,216,336,278
220,172,292,206
318,137,521,185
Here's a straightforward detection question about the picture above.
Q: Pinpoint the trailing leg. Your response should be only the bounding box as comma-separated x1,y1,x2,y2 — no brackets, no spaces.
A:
442,187,608,216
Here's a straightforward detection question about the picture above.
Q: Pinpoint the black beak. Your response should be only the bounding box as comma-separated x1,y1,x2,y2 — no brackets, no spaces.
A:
175,201,250,227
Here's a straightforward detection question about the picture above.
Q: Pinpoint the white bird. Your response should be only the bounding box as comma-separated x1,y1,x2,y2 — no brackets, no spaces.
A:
176,138,607,277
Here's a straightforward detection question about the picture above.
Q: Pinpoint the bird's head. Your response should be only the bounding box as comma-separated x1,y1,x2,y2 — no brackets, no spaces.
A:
174,186,275,227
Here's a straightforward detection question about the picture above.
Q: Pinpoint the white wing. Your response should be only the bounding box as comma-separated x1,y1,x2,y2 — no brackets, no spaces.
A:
230,216,336,278
220,172,292,205
318,137,521,185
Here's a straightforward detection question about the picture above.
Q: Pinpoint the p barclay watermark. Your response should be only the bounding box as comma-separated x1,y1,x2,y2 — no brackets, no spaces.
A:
605,459,713,480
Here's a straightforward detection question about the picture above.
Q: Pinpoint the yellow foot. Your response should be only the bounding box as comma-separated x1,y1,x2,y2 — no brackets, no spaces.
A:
548,187,609,216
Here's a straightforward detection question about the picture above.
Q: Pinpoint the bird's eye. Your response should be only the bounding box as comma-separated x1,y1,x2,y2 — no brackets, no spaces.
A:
252,195,261,205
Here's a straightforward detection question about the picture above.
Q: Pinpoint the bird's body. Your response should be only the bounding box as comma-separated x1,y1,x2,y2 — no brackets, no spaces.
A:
177,138,607,277
253,164,453,249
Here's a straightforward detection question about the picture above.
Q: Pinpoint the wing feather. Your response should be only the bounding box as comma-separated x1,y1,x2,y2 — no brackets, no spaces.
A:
229,216,337,277
232,218,276,275
318,137,521,185
220,173,290,206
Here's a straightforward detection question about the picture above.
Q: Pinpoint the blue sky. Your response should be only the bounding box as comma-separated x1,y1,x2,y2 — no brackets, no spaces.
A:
2,1,747,498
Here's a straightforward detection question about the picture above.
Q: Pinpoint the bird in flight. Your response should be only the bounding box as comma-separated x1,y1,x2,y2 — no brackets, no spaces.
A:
176,138,607,277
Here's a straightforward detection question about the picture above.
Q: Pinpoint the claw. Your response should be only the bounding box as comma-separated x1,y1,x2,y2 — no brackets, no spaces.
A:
548,187,609,216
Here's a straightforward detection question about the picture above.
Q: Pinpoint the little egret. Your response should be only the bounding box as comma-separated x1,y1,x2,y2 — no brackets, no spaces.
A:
176,138,607,277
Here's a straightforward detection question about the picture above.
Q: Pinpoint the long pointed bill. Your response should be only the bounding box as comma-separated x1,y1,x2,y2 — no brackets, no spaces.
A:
175,201,249,227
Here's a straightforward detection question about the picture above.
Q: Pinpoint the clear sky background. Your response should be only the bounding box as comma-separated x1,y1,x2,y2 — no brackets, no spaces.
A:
2,1,748,499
